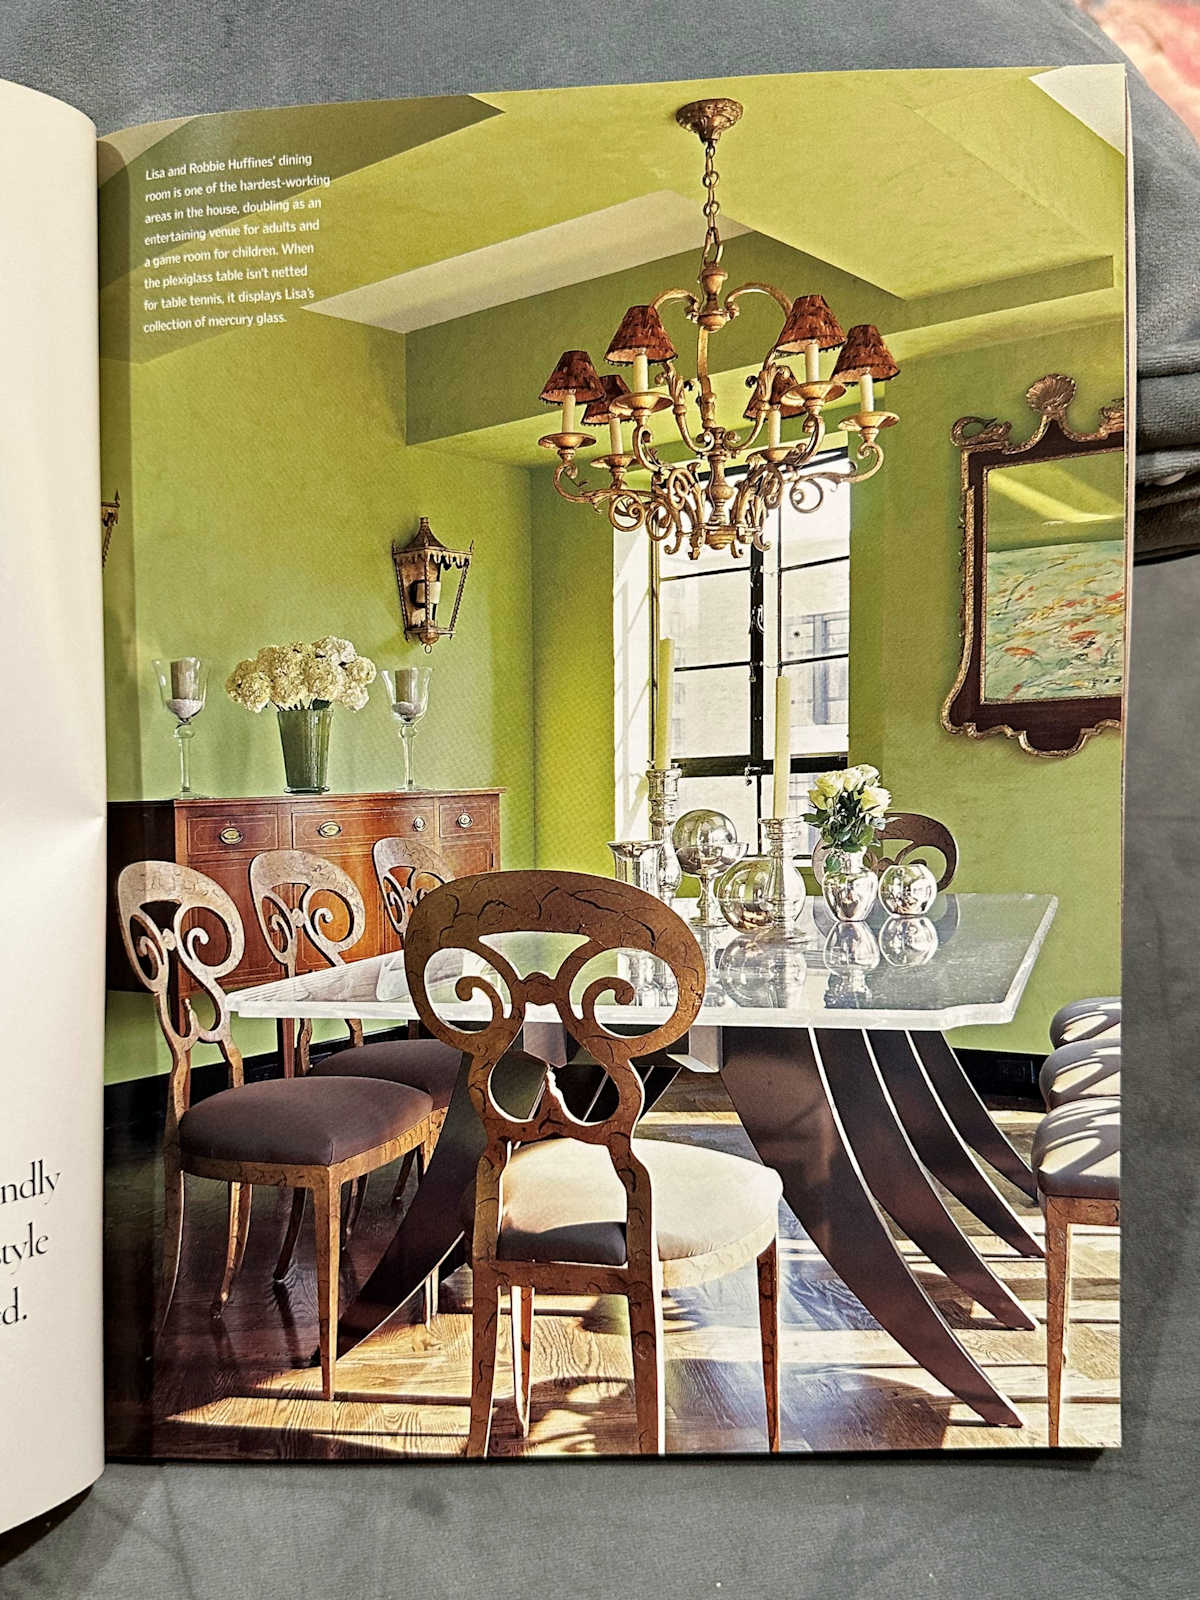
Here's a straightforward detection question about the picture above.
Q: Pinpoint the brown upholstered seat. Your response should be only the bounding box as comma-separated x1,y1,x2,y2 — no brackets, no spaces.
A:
463,1136,782,1275
180,1077,433,1168
1039,1039,1121,1109
1049,995,1121,1048
312,1038,461,1111
1031,1098,1120,1201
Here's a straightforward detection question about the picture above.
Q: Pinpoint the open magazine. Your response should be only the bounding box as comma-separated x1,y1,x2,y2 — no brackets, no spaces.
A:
1,63,1129,1527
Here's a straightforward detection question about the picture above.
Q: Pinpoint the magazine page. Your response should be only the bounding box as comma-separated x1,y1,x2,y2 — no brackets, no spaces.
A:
0,81,105,1529
98,69,1126,1460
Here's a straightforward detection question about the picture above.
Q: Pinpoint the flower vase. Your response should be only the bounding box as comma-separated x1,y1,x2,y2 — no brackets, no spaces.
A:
821,847,878,922
277,704,332,794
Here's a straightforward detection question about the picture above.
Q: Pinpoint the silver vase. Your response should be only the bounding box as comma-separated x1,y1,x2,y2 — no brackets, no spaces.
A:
878,860,938,917
821,847,878,923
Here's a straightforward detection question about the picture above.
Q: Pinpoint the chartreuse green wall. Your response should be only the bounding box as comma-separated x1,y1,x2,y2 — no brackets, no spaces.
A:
848,324,1123,1053
101,311,535,1082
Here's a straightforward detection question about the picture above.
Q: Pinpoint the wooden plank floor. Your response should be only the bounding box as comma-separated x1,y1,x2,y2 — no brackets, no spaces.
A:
104,1074,1119,1458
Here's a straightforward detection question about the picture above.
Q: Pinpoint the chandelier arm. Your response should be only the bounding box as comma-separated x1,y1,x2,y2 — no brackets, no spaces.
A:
663,364,699,453
723,280,794,323
552,460,645,513
786,440,887,515
629,418,668,478
779,410,827,469
650,286,700,316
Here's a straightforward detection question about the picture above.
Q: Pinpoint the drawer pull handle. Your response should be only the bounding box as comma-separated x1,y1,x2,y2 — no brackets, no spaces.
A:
456,811,473,829
317,821,341,838
412,816,427,832
219,826,244,846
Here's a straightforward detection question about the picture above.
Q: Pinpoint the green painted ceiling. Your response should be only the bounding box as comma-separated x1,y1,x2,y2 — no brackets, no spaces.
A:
98,67,1126,467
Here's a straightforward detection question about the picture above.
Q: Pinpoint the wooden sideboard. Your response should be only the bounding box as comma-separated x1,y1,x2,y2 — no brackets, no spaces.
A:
107,789,503,995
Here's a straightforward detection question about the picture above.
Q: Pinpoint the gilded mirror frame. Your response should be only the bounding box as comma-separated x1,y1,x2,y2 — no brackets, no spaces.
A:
942,374,1126,758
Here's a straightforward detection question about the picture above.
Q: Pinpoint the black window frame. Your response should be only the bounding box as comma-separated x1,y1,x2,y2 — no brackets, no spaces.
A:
650,448,850,829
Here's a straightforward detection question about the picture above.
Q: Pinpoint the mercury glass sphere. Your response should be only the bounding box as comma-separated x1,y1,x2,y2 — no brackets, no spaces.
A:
715,854,775,931
672,808,741,874
878,860,938,917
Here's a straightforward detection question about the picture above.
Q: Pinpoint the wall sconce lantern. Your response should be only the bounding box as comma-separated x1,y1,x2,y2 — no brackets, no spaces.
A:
101,490,120,566
391,516,474,651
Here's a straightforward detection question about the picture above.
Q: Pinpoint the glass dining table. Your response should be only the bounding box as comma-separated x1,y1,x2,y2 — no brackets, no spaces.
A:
228,891,1057,1428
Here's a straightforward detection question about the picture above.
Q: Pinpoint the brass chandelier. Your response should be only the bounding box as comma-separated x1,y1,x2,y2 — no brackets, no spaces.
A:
536,97,900,561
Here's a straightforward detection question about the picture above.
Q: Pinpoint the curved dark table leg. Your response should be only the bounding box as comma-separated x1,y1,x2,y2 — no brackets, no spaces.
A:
870,1031,1043,1258
336,1049,547,1357
814,1030,1034,1331
910,1032,1038,1200
721,1026,1021,1426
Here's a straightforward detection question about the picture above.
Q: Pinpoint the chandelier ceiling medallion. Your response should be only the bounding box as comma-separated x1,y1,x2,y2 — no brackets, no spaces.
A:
536,98,901,561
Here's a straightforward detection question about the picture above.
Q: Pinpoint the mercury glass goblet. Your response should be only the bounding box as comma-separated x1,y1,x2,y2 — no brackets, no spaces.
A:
672,809,746,927
384,665,432,791
152,656,208,796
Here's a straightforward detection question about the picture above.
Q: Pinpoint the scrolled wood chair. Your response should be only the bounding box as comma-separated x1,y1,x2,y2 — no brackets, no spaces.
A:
116,860,435,1398
403,868,783,1457
249,847,462,1279
1032,1096,1120,1445
813,811,957,891
372,835,456,942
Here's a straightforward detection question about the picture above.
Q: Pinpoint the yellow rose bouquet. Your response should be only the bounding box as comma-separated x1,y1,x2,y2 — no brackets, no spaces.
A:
803,764,891,873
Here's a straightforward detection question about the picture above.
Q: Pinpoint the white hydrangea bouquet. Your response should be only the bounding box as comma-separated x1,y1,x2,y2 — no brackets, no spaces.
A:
803,764,891,872
226,636,377,714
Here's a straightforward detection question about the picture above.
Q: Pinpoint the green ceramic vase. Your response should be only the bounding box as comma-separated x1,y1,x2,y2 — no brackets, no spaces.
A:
277,703,332,793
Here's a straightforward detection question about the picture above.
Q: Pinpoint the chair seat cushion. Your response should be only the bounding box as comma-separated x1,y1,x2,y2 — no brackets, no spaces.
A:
312,1038,462,1110
179,1076,432,1168
463,1136,782,1267
1032,1097,1120,1201
1049,995,1121,1048
1040,1039,1121,1109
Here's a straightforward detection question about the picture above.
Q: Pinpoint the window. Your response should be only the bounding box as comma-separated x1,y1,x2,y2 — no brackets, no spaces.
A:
652,451,850,849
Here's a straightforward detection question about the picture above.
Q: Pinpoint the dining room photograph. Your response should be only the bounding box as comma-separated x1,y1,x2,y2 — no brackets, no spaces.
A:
99,66,1126,1459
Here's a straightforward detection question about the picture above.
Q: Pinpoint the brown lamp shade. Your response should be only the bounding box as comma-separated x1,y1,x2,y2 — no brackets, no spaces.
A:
582,373,632,424
774,295,845,355
539,349,605,405
831,324,899,383
604,304,677,365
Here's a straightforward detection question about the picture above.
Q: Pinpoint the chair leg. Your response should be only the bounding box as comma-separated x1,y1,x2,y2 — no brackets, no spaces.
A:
348,1018,364,1049
510,1285,534,1436
756,1237,781,1452
311,1175,341,1401
343,1175,369,1246
627,1267,666,1455
424,1265,439,1329
213,1181,252,1316
1045,1196,1072,1446
274,1189,306,1281
391,1147,418,1205
466,1266,500,1458
278,1017,296,1080
297,1017,313,1076
157,1147,185,1340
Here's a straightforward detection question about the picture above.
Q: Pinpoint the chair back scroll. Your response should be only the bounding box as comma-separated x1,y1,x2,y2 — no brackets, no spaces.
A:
404,870,705,1152
372,836,455,942
869,813,958,890
405,870,705,1270
248,849,366,977
116,860,246,1132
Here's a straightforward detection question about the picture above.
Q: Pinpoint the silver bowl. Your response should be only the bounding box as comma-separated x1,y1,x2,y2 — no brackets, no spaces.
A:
673,808,745,926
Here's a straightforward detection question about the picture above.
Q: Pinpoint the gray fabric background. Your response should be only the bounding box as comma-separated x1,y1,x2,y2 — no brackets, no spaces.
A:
2,4,1198,1595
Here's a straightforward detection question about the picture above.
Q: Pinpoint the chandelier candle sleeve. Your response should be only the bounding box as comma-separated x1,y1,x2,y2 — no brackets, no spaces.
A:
654,636,675,770
772,675,791,818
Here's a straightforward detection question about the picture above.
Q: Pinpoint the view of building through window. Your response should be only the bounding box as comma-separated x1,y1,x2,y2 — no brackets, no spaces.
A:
654,454,850,848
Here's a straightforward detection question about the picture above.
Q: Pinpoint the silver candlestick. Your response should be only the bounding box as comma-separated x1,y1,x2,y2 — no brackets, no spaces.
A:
646,764,682,902
757,816,812,943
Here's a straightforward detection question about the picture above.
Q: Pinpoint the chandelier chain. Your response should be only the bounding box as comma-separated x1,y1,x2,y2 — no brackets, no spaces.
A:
701,139,723,267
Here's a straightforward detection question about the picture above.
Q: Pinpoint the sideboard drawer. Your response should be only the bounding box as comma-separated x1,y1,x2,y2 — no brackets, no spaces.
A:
438,795,496,838
290,805,416,849
185,810,280,858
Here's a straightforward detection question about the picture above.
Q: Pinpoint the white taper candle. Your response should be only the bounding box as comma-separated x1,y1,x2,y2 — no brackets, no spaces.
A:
772,674,791,818
654,636,675,770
